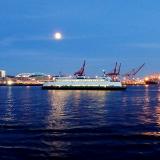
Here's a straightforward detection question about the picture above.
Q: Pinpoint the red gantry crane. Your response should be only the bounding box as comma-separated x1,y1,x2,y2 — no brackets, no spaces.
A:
124,63,145,79
104,62,121,81
74,60,86,77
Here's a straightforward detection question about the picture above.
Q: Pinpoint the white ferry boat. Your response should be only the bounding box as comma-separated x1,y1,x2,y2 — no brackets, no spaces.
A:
42,61,126,90
42,76,126,90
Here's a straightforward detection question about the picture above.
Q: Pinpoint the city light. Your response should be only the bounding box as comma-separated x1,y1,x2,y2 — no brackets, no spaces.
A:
7,80,13,85
145,77,149,81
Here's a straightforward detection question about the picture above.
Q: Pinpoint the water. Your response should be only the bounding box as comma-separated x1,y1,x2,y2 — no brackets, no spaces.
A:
0,86,160,159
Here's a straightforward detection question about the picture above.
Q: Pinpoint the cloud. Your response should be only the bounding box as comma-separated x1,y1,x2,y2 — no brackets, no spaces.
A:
0,35,52,46
0,33,109,46
127,43,160,49
62,34,109,40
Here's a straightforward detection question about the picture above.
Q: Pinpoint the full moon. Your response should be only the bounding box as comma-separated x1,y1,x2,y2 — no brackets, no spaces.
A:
54,32,62,40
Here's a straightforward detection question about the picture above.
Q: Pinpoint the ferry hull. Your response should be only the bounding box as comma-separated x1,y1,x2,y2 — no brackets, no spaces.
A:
42,86,127,90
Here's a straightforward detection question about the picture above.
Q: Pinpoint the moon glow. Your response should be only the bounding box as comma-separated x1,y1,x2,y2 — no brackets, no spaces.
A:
54,32,62,40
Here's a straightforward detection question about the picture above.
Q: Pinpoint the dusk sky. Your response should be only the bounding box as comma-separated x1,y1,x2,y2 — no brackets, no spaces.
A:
0,0,160,76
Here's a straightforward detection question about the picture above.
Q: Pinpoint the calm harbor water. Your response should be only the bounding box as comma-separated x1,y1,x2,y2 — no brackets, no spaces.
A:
0,86,160,159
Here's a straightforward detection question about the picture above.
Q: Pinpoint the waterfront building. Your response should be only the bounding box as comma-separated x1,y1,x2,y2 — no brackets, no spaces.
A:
0,70,6,78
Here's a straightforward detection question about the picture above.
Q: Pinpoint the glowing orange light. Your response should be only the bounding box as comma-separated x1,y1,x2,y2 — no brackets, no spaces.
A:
145,77,149,81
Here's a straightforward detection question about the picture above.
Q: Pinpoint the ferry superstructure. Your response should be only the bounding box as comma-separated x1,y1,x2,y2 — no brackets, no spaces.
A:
42,76,126,90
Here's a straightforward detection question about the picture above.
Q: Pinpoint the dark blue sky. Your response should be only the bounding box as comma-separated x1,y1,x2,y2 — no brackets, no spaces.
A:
0,0,160,76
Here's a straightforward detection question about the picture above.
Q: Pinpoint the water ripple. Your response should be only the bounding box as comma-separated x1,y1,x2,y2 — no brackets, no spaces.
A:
0,86,160,159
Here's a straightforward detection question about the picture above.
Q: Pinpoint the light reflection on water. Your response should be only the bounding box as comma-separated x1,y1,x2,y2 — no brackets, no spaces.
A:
3,87,15,121
46,90,109,129
43,90,110,158
155,102,160,128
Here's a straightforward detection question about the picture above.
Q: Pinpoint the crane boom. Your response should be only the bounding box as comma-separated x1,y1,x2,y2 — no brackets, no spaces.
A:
117,63,121,75
133,63,145,76
114,62,118,74
106,62,121,76
74,60,86,76
124,63,145,78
